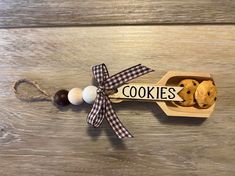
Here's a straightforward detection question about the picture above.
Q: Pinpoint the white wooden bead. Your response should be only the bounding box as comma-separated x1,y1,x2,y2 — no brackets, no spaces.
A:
68,88,83,105
82,86,97,104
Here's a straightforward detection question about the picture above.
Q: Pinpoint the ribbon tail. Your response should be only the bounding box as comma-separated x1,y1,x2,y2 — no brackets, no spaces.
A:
87,94,105,127
105,64,154,90
104,96,133,138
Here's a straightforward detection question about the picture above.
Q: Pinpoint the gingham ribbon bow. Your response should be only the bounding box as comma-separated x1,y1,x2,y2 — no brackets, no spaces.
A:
87,64,153,138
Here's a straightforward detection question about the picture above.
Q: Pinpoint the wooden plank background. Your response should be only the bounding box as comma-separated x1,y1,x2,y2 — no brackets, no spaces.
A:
0,0,235,27
0,1,235,176
1,26,235,176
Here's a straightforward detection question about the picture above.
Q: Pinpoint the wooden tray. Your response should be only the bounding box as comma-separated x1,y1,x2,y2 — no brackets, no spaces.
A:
109,71,216,118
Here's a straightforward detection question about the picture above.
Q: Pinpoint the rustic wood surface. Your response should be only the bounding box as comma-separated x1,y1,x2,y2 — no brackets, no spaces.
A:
0,26,234,175
1,0,235,28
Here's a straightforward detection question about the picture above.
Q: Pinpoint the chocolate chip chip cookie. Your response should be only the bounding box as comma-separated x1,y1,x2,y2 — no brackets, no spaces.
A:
195,80,217,108
177,79,199,106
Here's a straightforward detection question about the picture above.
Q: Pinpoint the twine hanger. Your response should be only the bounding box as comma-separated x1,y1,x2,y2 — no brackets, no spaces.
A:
13,79,52,102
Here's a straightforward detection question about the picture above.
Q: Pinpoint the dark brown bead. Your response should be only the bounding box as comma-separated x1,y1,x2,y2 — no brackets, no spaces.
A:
53,89,70,106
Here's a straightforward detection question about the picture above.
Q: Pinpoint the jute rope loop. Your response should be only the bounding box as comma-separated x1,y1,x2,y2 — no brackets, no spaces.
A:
13,79,52,102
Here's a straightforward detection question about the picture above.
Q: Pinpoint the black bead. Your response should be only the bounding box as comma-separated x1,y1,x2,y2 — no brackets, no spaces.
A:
53,89,70,106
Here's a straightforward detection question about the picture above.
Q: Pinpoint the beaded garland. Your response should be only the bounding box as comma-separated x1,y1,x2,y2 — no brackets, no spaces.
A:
13,79,98,107
55,87,97,106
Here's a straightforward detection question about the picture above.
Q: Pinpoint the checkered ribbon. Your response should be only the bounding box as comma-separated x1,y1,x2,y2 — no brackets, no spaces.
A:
87,64,154,138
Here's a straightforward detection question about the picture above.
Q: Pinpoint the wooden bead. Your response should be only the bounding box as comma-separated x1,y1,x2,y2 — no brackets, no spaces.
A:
53,89,70,106
82,86,97,104
68,88,83,105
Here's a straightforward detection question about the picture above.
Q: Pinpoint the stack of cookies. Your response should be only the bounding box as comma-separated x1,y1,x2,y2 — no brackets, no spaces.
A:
177,79,217,108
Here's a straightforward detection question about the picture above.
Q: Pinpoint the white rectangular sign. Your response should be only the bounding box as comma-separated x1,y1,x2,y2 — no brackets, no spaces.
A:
111,83,183,101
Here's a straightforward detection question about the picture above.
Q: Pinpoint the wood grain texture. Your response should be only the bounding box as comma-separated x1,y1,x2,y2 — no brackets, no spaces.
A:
1,0,235,28
0,26,235,175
